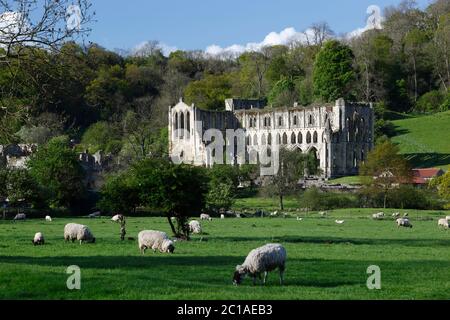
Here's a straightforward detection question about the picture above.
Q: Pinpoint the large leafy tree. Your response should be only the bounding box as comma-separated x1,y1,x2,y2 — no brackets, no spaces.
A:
130,159,208,239
313,40,356,102
360,139,412,208
27,136,86,209
184,74,232,111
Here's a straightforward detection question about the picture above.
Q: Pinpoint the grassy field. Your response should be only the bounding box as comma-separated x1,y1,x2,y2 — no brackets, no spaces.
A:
390,111,450,170
1,208,449,300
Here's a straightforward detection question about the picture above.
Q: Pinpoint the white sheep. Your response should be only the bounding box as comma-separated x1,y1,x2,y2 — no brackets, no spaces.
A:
189,220,202,234
296,217,303,221
32,232,45,245
396,218,413,229
220,214,225,219
45,215,52,222
233,243,286,286
438,218,449,229
138,230,175,254
13,213,26,221
392,212,400,218
335,220,345,224
403,213,409,218
372,212,384,220
318,211,327,217
200,213,212,221
64,223,96,244
445,216,450,221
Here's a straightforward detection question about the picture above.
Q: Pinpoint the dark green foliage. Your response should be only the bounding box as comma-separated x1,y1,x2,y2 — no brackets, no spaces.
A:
313,40,356,102
27,136,86,209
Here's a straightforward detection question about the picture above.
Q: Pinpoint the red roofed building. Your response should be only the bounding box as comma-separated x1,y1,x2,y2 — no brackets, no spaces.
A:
412,168,444,187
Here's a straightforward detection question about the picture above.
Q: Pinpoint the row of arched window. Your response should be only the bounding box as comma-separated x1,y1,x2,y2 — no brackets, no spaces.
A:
245,131,320,146
173,111,191,138
250,114,316,129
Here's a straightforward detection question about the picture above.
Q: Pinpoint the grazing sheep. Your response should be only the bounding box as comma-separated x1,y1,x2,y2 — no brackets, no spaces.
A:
111,214,124,222
200,213,212,221
64,223,96,244
445,216,450,221
396,218,413,229
372,212,384,220
335,220,345,224
138,230,175,254
45,215,52,222
220,214,225,219
13,213,26,221
189,220,202,234
403,213,409,218
296,217,303,221
233,243,286,286
32,232,45,245
438,218,449,229
392,212,400,218
318,211,327,217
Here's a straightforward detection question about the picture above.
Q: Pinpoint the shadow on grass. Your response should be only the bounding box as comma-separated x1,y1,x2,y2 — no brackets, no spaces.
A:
1,255,449,290
214,235,450,247
403,153,450,169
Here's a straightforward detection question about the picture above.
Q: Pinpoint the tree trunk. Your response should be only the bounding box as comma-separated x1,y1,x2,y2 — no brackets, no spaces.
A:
279,194,284,211
167,214,177,236
413,57,418,103
383,192,387,209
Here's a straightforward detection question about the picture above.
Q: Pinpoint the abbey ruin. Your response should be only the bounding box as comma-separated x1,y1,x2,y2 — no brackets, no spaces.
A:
168,98,375,178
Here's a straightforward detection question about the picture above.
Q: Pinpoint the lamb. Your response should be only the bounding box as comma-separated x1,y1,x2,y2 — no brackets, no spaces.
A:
138,230,175,254
32,232,45,245
189,220,202,234
220,214,225,219
200,213,212,221
318,211,327,217
396,218,413,228
233,243,286,286
45,215,52,222
403,213,409,218
372,212,384,220
64,223,96,244
13,213,26,221
335,220,345,224
438,218,449,229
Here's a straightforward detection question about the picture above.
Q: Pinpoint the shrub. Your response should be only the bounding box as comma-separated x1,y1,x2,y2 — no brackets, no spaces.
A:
415,90,445,113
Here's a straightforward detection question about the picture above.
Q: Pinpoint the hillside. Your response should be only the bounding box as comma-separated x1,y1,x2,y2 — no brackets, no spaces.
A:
391,111,450,170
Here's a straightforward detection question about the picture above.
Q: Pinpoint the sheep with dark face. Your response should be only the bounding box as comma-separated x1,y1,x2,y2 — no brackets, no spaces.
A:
233,243,286,286
138,230,175,254
396,218,413,228
32,232,45,245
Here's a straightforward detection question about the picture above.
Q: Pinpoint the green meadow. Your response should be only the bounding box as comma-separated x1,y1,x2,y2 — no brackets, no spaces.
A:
0,209,449,300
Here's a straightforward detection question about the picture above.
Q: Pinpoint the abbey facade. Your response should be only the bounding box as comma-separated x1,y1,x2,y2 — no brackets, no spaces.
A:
168,98,374,178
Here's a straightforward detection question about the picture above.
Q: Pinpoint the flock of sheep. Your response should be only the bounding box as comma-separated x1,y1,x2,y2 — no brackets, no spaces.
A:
13,209,450,286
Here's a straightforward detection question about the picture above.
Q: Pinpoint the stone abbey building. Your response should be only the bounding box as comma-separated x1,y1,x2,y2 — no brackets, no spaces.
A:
168,98,374,178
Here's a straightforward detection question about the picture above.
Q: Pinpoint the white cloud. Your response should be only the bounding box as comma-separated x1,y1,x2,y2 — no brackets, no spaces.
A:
345,5,385,39
0,11,26,46
205,27,316,56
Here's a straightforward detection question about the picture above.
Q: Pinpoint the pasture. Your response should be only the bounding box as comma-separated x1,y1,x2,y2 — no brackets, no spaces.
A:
0,208,449,300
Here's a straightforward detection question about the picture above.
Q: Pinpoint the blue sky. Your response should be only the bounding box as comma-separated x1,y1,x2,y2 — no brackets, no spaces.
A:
88,0,431,53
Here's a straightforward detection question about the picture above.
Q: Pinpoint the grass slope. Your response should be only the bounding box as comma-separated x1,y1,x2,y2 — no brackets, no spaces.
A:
1,210,449,300
391,111,450,170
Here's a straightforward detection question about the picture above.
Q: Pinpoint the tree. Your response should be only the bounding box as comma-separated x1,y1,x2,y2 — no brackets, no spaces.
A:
28,136,86,209
404,28,429,102
98,172,139,214
264,148,306,210
184,74,232,110
429,171,450,208
130,159,208,239
206,182,235,213
360,139,412,208
313,40,356,102
0,0,93,142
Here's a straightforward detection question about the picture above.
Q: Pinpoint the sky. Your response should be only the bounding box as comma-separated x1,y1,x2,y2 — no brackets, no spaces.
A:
88,0,432,54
